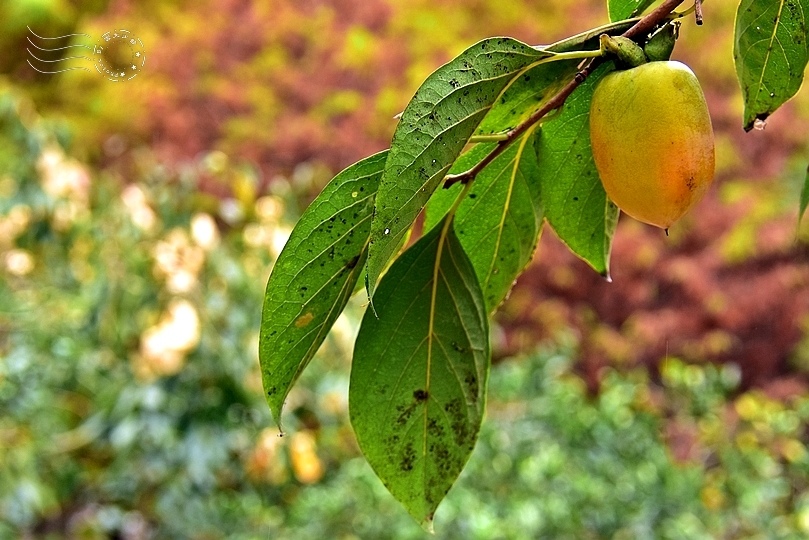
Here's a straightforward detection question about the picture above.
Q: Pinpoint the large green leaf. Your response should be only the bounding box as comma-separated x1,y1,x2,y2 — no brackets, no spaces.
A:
424,131,543,313
260,151,387,425
734,0,809,131
350,217,490,529
366,38,551,298
607,0,656,22
535,64,618,277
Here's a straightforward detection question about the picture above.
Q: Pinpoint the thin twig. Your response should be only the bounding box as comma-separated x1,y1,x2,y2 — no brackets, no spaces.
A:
443,0,687,189
694,0,704,25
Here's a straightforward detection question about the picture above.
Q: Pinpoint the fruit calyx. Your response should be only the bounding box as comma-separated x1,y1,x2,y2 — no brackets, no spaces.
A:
599,34,647,68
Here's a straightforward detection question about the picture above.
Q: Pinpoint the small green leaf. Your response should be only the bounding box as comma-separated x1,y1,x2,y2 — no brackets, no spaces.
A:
535,64,618,277
800,163,809,225
607,0,656,21
734,0,809,131
366,38,551,298
425,131,544,313
350,217,490,528
260,151,387,426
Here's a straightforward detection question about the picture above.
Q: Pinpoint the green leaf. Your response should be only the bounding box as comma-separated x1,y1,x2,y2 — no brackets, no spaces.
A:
535,64,618,277
350,217,490,528
366,38,551,298
734,0,809,131
260,151,387,426
475,60,579,136
424,131,544,313
800,163,809,225
607,0,656,21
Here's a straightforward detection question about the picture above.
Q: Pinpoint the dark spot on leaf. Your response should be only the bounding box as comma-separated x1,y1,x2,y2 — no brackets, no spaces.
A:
413,389,428,402
400,444,416,472
396,401,418,426
465,373,479,396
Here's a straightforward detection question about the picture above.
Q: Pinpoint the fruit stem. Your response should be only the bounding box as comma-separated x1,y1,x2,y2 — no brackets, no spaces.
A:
444,0,688,189
468,133,510,143
545,49,606,61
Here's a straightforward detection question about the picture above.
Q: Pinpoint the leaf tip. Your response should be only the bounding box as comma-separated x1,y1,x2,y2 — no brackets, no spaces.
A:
743,113,769,133
421,514,435,534
268,402,285,431
601,269,612,283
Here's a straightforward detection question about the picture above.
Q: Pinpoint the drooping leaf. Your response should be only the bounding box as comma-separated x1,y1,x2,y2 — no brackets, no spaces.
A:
424,131,544,313
535,64,619,277
800,163,809,225
366,38,552,298
734,0,809,131
260,151,387,426
350,217,490,529
607,0,657,22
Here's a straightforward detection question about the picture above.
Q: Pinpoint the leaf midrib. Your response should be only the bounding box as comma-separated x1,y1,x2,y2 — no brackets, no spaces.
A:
753,0,788,104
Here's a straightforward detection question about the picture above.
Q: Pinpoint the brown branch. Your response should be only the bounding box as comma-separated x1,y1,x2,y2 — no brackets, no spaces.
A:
695,0,704,25
444,0,687,189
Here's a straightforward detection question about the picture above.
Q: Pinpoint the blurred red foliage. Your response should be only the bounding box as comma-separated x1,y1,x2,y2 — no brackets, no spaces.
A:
502,201,809,391
123,0,404,178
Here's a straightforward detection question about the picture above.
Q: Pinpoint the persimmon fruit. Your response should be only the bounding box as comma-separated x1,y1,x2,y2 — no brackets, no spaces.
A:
589,61,715,229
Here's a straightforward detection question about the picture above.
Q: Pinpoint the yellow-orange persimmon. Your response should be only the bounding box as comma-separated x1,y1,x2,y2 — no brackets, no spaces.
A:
589,61,715,229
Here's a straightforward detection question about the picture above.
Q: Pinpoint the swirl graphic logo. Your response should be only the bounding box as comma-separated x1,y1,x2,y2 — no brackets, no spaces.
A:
27,26,146,82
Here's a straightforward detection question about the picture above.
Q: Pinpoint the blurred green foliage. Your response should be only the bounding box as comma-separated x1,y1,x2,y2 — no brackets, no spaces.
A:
2,85,809,538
